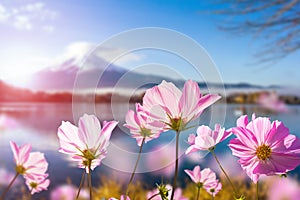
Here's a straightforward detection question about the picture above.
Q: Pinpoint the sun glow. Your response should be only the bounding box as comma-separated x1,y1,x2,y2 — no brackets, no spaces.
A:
0,65,33,87
0,47,51,88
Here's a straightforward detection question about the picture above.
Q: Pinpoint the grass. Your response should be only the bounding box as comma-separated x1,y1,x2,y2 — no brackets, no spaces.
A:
1,174,293,200
91,175,269,200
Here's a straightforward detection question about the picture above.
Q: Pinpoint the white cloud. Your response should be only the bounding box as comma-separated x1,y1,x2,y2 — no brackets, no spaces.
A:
12,8,19,14
0,4,5,12
0,2,58,32
13,15,32,30
0,41,146,84
64,42,145,67
22,2,44,12
42,25,54,32
0,4,10,22
62,42,96,64
46,42,145,71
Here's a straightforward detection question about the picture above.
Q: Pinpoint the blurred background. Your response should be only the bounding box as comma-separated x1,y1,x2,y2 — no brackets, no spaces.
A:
0,0,300,199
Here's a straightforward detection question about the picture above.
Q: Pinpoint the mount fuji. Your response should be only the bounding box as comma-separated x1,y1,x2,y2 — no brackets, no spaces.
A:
25,55,180,91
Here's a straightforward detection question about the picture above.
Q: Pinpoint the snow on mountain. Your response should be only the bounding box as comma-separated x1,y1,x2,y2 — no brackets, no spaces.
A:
25,53,178,91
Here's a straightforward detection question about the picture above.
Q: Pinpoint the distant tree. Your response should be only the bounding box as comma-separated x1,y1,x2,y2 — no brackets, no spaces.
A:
211,0,300,63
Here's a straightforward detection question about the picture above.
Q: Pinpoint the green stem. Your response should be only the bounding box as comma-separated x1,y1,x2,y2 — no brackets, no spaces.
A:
196,186,201,200
0,172,19,200
88,165,93,200
170,131,180,200
76,170,86,199
256,180,259,200
211,194,214,200
211,150,238,196
125,137,146,197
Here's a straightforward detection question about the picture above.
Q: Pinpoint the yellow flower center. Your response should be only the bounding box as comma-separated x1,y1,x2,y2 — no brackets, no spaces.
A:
256,144,272,160
15,165,26,174
83,149,96,161
157,184,169,200
82,149,96,168
30,182,38,189
234,195,246,200
197,182,203,188
140,127,152,137
168,116,185,132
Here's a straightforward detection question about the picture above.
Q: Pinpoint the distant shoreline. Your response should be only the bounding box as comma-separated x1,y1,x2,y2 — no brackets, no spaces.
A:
1,91,300,104
1,80,300,104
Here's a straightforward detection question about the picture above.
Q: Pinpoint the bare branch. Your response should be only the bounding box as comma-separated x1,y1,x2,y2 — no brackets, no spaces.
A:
210,0,300,63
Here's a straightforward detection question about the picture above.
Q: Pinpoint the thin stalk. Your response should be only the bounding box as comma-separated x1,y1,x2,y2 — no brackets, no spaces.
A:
28,189,33,200
147,192,160,200
211,150,238,196
125,137,146,197
88,165,93,200
76,170,86,199
211,194,214,200
170,131,180,200
196,186,201,200
256,180,259,200
0,172,19,200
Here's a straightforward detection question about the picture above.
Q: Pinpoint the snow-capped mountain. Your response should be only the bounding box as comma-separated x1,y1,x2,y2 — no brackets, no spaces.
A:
25,55,180,91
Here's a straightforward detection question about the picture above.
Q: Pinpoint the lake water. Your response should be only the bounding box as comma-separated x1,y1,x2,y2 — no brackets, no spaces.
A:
0,103,300,199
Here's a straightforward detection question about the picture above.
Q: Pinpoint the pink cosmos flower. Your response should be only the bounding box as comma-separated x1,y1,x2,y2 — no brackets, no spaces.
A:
10,141,31,171
50,185,77,200
124,103,164,146
257,91,287,113
109,195,130,200
184,165,217,189
205,180,222,197
147,184,188,200
25,174,50,195
0,115,17,130
77,189,90,199
57,114,118,173
187,134,196,144
145,144,183,177
229,114,300,183
10,141,48,178
185,124,231,154
50,185,89,200
268,177,300,200
138,80,221,131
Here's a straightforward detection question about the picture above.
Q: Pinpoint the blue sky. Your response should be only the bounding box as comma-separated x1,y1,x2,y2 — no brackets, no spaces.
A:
0,0,299,87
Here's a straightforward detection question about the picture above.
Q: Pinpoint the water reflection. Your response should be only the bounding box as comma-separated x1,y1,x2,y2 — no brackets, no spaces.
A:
0,103,300,198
